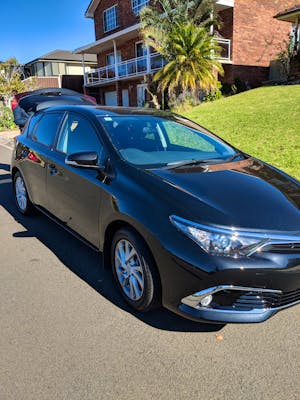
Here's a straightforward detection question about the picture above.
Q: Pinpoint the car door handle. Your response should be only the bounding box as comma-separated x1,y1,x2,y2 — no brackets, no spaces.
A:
48,164,58,176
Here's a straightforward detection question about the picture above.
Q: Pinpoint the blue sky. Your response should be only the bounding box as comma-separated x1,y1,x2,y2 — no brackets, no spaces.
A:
0,0,95,64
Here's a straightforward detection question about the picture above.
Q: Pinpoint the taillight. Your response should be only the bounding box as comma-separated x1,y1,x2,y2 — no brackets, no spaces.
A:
84,94,97,104
11,98,18,110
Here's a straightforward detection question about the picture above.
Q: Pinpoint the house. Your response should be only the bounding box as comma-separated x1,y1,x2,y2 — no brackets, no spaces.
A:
74,0,296,106
23,50,97,92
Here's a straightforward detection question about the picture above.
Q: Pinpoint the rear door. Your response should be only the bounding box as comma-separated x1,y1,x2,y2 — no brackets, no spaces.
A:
20,111,64,208
46,111,106,247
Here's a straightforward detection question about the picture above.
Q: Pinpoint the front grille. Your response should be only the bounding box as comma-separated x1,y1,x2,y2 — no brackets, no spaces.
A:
232,288,300,310
262,242,300,254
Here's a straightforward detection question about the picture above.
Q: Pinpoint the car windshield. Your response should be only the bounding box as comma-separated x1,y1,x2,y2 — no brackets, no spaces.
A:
99,115,237,167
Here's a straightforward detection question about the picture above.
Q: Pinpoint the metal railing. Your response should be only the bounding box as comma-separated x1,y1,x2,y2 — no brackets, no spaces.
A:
85,39,231,86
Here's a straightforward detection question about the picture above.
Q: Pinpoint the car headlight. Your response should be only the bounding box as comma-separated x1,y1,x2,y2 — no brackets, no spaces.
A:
170,215,268,258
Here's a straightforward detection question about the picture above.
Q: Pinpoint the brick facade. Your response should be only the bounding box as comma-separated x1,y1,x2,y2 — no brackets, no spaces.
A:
232,0,295,67
94,0,140,40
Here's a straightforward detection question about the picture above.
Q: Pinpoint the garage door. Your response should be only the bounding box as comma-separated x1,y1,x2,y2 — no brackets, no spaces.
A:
105,91,118,106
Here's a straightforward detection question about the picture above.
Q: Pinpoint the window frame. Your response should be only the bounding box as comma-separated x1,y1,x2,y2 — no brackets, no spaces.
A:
30,111,65,149
54,111,105,160
106,51,122,66
135,41,147,58
103,5,119,33
132,0,149,15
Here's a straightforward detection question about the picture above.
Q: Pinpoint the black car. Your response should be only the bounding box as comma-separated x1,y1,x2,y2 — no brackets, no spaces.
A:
11,105,300,323
12,88,97,129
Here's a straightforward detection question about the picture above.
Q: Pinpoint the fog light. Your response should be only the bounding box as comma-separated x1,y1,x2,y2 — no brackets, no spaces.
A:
200,295,213,307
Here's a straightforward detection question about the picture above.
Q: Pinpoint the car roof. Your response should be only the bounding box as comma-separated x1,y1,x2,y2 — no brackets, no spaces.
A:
40,105,176,118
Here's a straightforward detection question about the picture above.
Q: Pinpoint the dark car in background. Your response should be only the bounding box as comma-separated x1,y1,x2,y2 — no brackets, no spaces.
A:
10,105,300,323
11,88,97,129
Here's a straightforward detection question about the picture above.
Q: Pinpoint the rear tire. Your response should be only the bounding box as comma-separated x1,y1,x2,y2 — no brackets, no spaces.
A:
13,171,34,215
111,227,161,312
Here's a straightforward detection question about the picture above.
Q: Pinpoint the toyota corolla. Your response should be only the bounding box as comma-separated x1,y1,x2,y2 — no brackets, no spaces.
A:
11,105,300,323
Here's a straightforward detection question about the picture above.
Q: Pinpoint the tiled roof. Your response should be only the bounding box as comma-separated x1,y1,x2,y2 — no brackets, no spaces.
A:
26,50,97,64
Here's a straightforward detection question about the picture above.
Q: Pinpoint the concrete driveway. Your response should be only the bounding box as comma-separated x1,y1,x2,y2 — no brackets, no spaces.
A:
0,139,299,400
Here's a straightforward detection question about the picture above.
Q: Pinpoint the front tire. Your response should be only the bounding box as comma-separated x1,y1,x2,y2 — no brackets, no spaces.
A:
111,227,160,312
13,171,34,215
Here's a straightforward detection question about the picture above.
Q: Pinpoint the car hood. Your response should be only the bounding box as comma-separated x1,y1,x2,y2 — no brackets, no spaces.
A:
146,158,300,232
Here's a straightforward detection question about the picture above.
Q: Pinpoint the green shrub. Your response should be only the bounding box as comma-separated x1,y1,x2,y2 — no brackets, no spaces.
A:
169,91,201,111
0,106,17,131
202,81,223,102
221,82,237,96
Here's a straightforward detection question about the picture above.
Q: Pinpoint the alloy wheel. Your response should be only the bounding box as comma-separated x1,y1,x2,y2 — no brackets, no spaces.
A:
114,239,145,301
15,176,28,212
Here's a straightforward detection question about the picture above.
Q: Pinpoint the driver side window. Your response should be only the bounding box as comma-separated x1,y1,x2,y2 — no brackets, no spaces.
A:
56,112,103,157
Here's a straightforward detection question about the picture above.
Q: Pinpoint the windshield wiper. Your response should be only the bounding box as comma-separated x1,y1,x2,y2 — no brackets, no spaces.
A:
225,152,246,162
166,159,219,169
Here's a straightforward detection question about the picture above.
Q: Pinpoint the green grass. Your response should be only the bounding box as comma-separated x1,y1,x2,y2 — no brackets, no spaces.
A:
182,85,300,180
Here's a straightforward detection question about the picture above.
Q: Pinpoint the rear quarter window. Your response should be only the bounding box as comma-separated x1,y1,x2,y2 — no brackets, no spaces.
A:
26,113,42,138
32,112,64,147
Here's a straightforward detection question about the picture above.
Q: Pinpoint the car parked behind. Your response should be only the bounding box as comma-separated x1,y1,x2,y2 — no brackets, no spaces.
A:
11,88,97,129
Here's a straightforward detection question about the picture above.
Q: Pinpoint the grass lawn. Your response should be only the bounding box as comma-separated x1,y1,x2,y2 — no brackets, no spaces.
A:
182,85,300,180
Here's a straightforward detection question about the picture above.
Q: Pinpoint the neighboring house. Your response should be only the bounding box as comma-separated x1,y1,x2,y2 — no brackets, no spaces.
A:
23,50,97,92
274,4,300,81
75,0,296,106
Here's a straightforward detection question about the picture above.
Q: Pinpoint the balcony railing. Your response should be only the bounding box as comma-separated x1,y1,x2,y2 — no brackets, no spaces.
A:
85,39,231,87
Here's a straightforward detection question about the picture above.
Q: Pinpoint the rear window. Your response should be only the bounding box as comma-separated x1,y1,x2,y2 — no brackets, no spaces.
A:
19,95,94,112
32,112,64,147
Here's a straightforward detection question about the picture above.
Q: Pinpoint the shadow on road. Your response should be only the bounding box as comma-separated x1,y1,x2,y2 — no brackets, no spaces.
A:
0,162,223,333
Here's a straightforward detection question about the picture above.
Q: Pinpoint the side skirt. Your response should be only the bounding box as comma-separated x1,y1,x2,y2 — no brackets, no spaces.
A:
35,205,100,253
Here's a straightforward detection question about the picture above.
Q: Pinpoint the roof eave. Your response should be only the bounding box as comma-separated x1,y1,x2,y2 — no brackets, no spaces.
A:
85,0,101,19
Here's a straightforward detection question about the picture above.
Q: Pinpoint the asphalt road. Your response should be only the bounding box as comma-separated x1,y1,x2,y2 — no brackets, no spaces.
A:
0,139,299,400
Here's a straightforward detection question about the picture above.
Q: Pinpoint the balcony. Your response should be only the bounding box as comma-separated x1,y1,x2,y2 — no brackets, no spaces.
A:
85,39,231,87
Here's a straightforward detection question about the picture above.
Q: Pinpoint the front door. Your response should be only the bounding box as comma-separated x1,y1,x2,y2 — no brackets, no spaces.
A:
137,84,147,107
46,112,105,247
122,89,129,107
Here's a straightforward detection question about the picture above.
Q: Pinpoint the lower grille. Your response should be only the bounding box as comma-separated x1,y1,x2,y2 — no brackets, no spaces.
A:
262,242,300,254
233,288,300,310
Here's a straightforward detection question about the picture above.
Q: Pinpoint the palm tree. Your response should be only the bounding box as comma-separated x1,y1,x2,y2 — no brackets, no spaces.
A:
153,21,223,95
140,0,223,99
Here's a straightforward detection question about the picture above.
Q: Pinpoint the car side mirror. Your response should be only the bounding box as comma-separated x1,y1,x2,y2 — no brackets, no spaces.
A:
65,151,103,170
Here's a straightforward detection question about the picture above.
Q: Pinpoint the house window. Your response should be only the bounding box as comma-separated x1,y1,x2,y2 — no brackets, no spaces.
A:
106,51,121,66
103,5,118,32
132,0,149,15
136,42,147,57
35,62,44,77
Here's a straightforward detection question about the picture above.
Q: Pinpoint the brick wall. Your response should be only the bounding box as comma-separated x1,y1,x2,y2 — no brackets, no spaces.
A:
94,0,138,40
232,0,295,67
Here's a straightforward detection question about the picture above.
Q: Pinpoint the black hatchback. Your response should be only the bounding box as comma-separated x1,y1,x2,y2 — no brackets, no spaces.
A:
11,105,300,323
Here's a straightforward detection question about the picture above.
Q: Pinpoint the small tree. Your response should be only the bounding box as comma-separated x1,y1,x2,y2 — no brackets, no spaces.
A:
277,35,297,80
0,58,25,106
153,21,223,96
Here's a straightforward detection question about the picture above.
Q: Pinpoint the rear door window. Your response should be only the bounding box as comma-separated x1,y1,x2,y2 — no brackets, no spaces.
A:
32,112,64,147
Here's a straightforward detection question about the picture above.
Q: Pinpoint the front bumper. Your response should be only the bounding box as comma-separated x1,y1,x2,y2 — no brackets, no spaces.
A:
178,285,300,323
153,239,300,324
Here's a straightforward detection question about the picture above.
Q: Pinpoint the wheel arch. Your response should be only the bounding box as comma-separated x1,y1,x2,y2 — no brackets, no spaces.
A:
11,166,19,180
103,219,162,298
